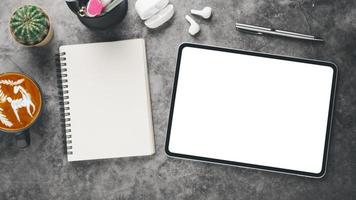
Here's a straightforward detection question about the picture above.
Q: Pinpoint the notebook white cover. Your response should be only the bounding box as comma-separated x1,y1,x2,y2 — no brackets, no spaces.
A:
59,39,155,162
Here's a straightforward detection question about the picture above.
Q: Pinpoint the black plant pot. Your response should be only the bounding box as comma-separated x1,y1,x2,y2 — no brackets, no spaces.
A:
67,0,128,30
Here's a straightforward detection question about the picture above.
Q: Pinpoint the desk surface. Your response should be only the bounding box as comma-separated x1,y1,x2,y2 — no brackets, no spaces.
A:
0,0,355,199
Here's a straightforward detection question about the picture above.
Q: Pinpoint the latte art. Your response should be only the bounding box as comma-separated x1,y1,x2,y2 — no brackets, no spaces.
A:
0,73,41,132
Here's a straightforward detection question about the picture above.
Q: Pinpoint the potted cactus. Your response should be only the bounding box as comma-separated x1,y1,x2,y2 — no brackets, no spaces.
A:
9,5,53,47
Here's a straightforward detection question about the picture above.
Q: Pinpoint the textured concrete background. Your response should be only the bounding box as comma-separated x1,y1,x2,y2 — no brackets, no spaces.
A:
0,0,356,199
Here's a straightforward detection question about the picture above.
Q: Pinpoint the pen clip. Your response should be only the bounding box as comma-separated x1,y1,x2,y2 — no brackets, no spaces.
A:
237,28,263,35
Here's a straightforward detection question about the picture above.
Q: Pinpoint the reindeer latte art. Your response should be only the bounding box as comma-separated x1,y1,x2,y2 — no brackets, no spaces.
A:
0,73,42,132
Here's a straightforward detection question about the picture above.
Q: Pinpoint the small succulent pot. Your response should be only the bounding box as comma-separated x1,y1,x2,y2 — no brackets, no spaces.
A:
9,5,53,47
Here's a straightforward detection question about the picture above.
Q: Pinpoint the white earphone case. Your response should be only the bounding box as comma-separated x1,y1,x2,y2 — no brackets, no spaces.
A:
135,0,169,20
144,4,174,29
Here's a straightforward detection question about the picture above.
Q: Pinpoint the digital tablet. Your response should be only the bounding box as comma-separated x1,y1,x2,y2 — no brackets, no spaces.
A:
165,43,337,178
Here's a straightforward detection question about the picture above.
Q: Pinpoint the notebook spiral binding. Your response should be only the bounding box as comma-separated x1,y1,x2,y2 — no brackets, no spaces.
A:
56,51,72,156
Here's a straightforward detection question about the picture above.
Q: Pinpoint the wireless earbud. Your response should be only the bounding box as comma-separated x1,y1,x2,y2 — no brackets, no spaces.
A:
185,15,200,36
191,7,212,19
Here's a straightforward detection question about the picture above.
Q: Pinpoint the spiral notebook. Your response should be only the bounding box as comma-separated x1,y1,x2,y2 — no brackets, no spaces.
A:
57,39,155,162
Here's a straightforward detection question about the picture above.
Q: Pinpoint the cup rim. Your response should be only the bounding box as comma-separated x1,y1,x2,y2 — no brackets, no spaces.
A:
0,72,43,133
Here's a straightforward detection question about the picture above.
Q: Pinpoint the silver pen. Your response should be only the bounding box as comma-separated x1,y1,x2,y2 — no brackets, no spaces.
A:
236,23,324,42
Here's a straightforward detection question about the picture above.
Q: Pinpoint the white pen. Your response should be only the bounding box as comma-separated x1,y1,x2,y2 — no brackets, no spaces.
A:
236,22,324,42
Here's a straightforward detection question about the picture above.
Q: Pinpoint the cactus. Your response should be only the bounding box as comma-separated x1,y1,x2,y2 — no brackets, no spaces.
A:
10,5,50,46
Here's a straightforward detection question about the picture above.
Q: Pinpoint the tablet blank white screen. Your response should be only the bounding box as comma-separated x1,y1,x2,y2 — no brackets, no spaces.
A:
168,47,334,174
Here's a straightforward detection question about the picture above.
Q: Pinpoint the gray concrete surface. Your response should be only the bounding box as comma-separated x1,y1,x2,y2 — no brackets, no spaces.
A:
0,0,355,199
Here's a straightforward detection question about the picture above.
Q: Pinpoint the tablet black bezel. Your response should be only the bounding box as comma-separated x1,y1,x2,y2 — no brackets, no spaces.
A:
165,43,338,178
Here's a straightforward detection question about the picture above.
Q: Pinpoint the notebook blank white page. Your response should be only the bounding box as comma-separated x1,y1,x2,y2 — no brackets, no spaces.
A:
60,39,155,162
168,47,334,174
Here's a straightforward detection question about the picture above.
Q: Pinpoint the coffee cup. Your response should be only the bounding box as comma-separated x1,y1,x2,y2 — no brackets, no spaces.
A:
0,72,42,148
